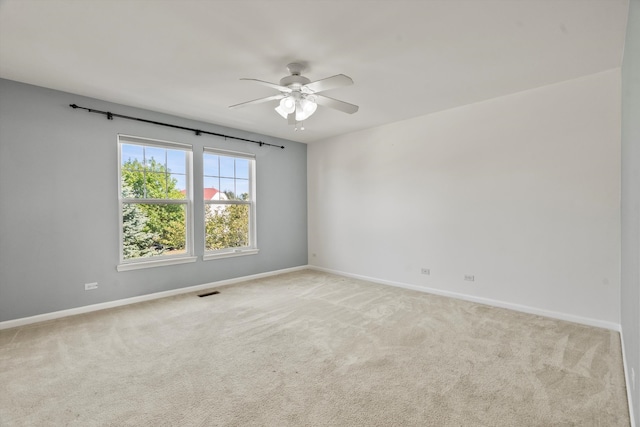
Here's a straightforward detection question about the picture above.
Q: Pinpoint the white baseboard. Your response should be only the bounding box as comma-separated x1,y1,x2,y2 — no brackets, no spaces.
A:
0,265,308,330
308,265,621,332
620,327,638,427
5,264,620,333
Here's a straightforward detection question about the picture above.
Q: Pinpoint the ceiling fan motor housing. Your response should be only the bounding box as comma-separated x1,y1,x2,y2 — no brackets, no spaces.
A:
280,63,311,90
279,75,310,90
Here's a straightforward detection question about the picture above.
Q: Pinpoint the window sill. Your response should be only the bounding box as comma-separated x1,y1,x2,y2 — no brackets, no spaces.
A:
203,248,259,261
117,256,197,272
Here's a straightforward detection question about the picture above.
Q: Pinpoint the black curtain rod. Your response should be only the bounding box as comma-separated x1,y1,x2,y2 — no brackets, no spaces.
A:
69,104,285,149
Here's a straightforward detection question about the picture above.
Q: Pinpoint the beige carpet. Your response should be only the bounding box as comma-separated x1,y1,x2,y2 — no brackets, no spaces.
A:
0,270,630,426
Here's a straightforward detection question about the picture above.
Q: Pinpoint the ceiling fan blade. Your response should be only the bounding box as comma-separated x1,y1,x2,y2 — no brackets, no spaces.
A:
312,94,359,114
240,78,292,93
303,74,353,93
228,93,286,109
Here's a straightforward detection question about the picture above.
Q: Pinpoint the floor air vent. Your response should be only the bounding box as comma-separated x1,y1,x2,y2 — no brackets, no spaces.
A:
198,290,220,298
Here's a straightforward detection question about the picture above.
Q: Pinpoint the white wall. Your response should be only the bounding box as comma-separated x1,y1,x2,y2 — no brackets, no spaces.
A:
621,0,640,422
308,70,621,327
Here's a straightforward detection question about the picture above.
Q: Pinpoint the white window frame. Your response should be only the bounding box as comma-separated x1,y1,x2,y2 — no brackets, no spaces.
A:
117,134,196,271
203,147,258,261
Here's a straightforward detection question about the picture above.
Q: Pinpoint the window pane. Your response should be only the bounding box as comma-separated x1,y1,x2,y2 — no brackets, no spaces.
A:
205,204,249,251
121,159,145,198
168,173,186,199
204,177,220,199
220,178,235,197
236,179,249,200
235,158,249,179
204,154,219,177
166,149,186,174
122,203,186,259
122,144,144,166
145,147,166,169
146,172,168,198
220,156,235,178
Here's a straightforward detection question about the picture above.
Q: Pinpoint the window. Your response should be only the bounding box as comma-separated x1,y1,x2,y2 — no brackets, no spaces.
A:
203,147,257,259
117,135,195,271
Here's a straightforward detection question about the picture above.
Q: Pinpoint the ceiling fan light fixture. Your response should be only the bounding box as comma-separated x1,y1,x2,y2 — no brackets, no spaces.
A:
275,105,288,119
295,98,317,121
280,96,296,113
275,95,296,118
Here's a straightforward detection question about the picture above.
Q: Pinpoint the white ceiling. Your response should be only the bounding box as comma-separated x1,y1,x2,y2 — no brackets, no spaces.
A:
0,0,629,144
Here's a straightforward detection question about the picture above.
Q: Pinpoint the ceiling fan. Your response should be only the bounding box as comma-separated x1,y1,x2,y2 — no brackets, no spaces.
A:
229,63,359,130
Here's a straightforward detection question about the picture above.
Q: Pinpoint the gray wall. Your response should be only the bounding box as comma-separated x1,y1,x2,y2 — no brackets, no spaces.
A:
0,78,308,322
622,0,640,423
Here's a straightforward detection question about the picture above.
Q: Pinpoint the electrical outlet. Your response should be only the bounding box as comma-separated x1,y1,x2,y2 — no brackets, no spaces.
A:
464,275,475,282
421,268,430,275
84,282,98,291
